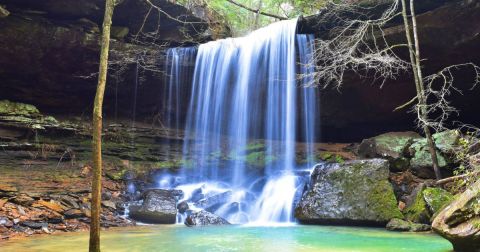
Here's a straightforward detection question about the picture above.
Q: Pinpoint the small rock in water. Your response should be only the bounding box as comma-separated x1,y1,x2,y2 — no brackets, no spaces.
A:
129,189,178,224
185,210,230,227
386,218,431,232
177,201,189,214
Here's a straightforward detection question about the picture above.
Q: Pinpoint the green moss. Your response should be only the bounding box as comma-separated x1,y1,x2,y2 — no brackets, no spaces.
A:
410,140,448,168
244,151,276,167
154,159,194,169
106,168,128,181
404,187,430,224
364,180,403,220
375,134,415,155
0,100,40,116
244,142,265,152
423,187,453,215
318,152,345,164
473,219,480,229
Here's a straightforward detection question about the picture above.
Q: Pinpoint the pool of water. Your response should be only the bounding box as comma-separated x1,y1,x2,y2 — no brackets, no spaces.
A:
2,225,452,252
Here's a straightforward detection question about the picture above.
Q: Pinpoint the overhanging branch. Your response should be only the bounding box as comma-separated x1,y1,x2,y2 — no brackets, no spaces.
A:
225,0,287,20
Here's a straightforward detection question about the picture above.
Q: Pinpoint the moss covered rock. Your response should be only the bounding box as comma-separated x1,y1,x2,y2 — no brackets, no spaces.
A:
386,218,431,232
403,184,431,224
423,187,453,216
433,130,460,154
0,100,40,117
295,159,402,225
409,140,448,179
358,132,420,172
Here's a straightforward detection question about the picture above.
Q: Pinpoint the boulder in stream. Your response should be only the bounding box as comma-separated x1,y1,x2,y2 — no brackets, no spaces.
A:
129,189,181,224
295,159,402,225
386,218,431,232
185,210,230,227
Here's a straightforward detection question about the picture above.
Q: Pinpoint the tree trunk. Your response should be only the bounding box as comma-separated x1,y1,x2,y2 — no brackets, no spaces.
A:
90,0,115,251
400,0,442,180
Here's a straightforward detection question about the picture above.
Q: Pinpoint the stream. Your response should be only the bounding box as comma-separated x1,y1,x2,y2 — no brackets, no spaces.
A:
2,225,452,252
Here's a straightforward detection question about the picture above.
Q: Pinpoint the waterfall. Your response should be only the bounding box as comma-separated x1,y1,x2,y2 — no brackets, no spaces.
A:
161,19,317,224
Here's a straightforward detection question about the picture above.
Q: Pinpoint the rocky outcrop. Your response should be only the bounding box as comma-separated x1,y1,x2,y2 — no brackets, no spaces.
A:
386,218,431,232
295,159,402,225
358,130,459,179
358,131,420,171
0,0,209,117
185,210,230,227
129,189,182,224
433,180,480,252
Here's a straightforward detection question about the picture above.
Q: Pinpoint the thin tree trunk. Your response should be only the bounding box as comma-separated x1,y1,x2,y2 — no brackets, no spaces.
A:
409,0,442,180
400,0,441,180
254,0,263,29
90,0,115,251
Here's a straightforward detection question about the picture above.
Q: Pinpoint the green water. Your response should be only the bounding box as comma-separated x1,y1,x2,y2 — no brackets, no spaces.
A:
2,225,452,252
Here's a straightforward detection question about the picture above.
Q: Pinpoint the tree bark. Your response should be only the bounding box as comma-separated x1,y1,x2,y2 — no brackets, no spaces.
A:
254,0,263,29
90,0,115,251
400,0,441,180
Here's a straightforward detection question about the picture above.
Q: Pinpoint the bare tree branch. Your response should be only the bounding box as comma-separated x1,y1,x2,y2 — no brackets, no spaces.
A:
302,0,407,88
225,0,287,20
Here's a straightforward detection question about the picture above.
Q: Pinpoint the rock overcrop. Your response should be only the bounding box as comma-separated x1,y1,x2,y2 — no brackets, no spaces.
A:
358,131,459,179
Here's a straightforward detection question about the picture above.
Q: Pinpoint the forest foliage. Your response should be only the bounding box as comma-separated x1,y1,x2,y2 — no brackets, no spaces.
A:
176,0,329,36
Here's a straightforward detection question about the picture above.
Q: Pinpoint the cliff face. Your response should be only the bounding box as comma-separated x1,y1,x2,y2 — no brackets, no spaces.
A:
0,0,211,117
301,0,480,141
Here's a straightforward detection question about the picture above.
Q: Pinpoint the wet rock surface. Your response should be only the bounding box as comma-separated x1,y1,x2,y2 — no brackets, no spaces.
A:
128,189,181,224
295,159,402,225
185,210,230,227
386,218,431,232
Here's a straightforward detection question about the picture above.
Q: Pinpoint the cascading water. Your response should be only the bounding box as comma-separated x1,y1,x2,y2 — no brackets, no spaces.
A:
159,19,317,225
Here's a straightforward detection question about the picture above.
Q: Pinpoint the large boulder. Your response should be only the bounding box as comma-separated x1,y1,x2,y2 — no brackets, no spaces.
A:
185,210,230,227
128,189,182,224
358,131,420,171
295,159,402,225
433,180,480,252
